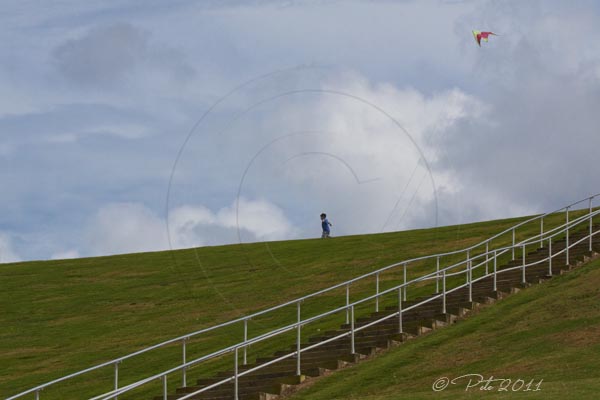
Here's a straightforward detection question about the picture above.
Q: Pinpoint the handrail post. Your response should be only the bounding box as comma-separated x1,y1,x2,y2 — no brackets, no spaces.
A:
114,361,119,400
35,391,40,400
350,305,355,354
243,319,248,365
493,250,497,292
465,250,470,284
540,217,544,248
345,284,350,324
436,256,440,293
234,348,239,400
442,269,446,314
398,287,403,333
403,263,407,301
162,375,168,400
182,338,187,387
485,242,489,275
590,197,593,252
468,255,472,303
512,228,516,260
375,272,380,312
296,301,301,376
566,207,570,265
548,237,553,276
522,244,526,284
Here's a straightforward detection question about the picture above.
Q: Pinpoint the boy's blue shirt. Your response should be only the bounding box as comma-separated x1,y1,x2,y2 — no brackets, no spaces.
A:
322,218,331,232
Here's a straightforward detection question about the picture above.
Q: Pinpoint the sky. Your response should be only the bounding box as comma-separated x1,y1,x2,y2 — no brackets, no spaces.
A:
1,0,600,262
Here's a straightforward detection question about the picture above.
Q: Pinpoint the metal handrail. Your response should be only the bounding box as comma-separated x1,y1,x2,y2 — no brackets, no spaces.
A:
82,210,600,400
7,194,598,400
110,208,600,400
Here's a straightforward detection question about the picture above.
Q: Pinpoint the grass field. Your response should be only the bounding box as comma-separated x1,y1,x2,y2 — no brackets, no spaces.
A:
0,208,592,399
290,255,600,400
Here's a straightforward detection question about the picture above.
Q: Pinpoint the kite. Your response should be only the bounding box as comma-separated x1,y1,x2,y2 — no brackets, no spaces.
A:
472,30,497,46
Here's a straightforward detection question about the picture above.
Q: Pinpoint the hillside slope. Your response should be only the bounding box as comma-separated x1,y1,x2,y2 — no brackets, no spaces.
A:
290,257,600,400
0,210,587,399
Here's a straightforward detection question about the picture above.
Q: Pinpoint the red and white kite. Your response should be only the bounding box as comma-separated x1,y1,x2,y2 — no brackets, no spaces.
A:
472,30,497,46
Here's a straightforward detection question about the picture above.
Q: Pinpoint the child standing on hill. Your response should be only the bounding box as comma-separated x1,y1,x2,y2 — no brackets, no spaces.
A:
320,213,332,238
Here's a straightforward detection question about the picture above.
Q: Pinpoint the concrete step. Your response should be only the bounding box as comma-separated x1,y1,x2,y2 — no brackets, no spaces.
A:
221,352,365,378
195,370,303,387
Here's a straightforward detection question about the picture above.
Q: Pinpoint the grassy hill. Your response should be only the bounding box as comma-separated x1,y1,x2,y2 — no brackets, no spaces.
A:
0,210,590,399
290,255,600,400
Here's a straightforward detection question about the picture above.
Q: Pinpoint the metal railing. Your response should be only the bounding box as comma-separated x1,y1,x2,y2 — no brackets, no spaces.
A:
7,193,600,400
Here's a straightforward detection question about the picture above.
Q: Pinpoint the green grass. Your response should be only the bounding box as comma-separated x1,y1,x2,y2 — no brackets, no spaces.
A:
290,257,600,400
0,209,591,399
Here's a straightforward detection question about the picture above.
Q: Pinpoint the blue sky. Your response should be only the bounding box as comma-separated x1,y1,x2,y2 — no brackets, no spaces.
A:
2,0,600,262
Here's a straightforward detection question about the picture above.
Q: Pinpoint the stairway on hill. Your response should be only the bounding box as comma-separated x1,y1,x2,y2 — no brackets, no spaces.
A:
155,226,600,400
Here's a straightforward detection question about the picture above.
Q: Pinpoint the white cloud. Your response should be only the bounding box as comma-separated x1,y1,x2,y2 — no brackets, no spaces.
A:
85,202,169,255
0,233,21,264
50,249,80,260
209,70,483,235
84,199,295,256
309,75,481,232
45,123,150,143
225,197,296,239
169,197,296,247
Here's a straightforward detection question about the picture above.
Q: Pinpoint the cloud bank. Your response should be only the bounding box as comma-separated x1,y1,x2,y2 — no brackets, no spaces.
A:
1,0,600,261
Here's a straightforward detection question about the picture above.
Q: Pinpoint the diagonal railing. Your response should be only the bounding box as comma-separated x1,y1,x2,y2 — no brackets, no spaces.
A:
7,193,600,400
